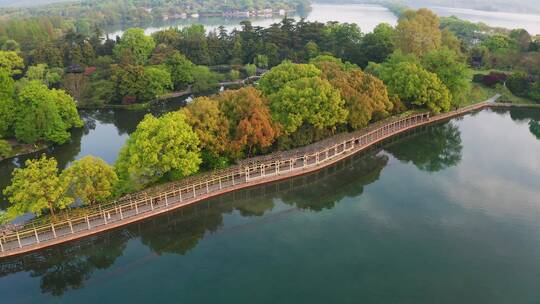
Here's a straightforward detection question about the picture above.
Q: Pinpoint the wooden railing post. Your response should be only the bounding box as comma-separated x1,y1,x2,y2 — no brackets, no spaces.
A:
34,228,40,243
51,223,57,238
16,232,21,248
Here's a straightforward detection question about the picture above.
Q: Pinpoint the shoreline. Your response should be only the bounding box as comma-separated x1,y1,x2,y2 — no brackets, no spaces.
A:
0,95,506,258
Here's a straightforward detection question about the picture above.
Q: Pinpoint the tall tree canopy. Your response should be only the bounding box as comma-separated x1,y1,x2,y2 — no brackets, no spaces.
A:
113,28,156,65
421,47,469,106
217,87,278,157
258,61,321,96
3,155,72,219
14,81,83,144
0,51,24,76
312,56,393,129
115,111,201,192
395,9,442,57
0,68,15,138
383,62,451,113
61,156,118,205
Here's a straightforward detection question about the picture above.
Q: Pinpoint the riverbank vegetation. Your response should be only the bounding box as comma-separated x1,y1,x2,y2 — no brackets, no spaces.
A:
1,6,538,225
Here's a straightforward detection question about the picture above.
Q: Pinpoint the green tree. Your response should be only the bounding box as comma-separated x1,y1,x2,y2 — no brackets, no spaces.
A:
258,61,321,96
14,81,82,144
144,66,173,99
422,48,469,106
113,28,156,65
395,9,442,57
61,156,118,205
268,76,348,134
360,23,396,66
312,56,394,129
254,54,269,69
506,72,531,97
384,62,451,113
115,111,201,192
245,63,257,77
0,139,11,158
0,50,24,76
3,155,72,219
0,68,15,137
191,65,221,93
165,51,195,90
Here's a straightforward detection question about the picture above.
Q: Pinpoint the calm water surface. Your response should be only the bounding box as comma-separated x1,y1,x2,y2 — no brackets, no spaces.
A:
108,3,398,37
1,108,540,303
430,6,540,35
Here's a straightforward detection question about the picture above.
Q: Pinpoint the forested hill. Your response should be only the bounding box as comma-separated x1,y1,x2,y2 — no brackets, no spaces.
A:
0,0,311,28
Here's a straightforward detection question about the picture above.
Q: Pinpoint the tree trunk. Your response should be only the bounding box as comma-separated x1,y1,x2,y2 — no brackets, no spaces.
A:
48,201,56,218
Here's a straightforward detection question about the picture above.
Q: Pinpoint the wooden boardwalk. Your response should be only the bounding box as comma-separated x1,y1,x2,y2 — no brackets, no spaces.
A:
0,96,502,258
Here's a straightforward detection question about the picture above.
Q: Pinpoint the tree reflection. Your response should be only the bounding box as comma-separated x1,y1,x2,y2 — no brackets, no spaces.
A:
279,153,388,211
507,108,540,140
0,148,390,296
385,122,463,172
0,230,129,296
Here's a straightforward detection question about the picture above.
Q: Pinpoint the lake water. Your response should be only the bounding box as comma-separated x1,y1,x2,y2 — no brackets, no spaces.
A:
2,108,540,303
108,3,398,37
429,6,540,35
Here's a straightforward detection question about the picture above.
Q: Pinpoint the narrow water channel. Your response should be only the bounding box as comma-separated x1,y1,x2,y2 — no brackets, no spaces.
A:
1,108,540,303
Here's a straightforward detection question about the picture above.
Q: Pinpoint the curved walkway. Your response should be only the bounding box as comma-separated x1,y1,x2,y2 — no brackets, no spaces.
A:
0,96,502,258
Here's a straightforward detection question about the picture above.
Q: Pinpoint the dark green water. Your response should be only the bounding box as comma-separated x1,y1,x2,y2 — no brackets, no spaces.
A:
1,108,540,303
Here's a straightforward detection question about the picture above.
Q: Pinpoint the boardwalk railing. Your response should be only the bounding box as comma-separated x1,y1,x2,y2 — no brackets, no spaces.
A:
0,99,494,258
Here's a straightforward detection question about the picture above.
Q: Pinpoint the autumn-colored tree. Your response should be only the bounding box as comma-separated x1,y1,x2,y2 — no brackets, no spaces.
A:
395,9,442,57
115,111,201,193
61,156,118,205
3,155,72,219
217,87,278,157
312,56,393,129
181,96,230,157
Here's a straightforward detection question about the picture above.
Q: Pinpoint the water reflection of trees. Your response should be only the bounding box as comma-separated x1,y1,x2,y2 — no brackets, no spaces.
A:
279,153,388,211
0,149,392,296
506,108,540,140
384,122,463,172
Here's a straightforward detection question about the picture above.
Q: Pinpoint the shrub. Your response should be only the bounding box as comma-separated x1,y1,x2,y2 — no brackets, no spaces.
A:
482,72,507,87
506,72,531,97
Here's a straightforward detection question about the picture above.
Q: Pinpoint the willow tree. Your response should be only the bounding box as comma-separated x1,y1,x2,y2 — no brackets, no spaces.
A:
3,155,72,219
115,111,201,193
